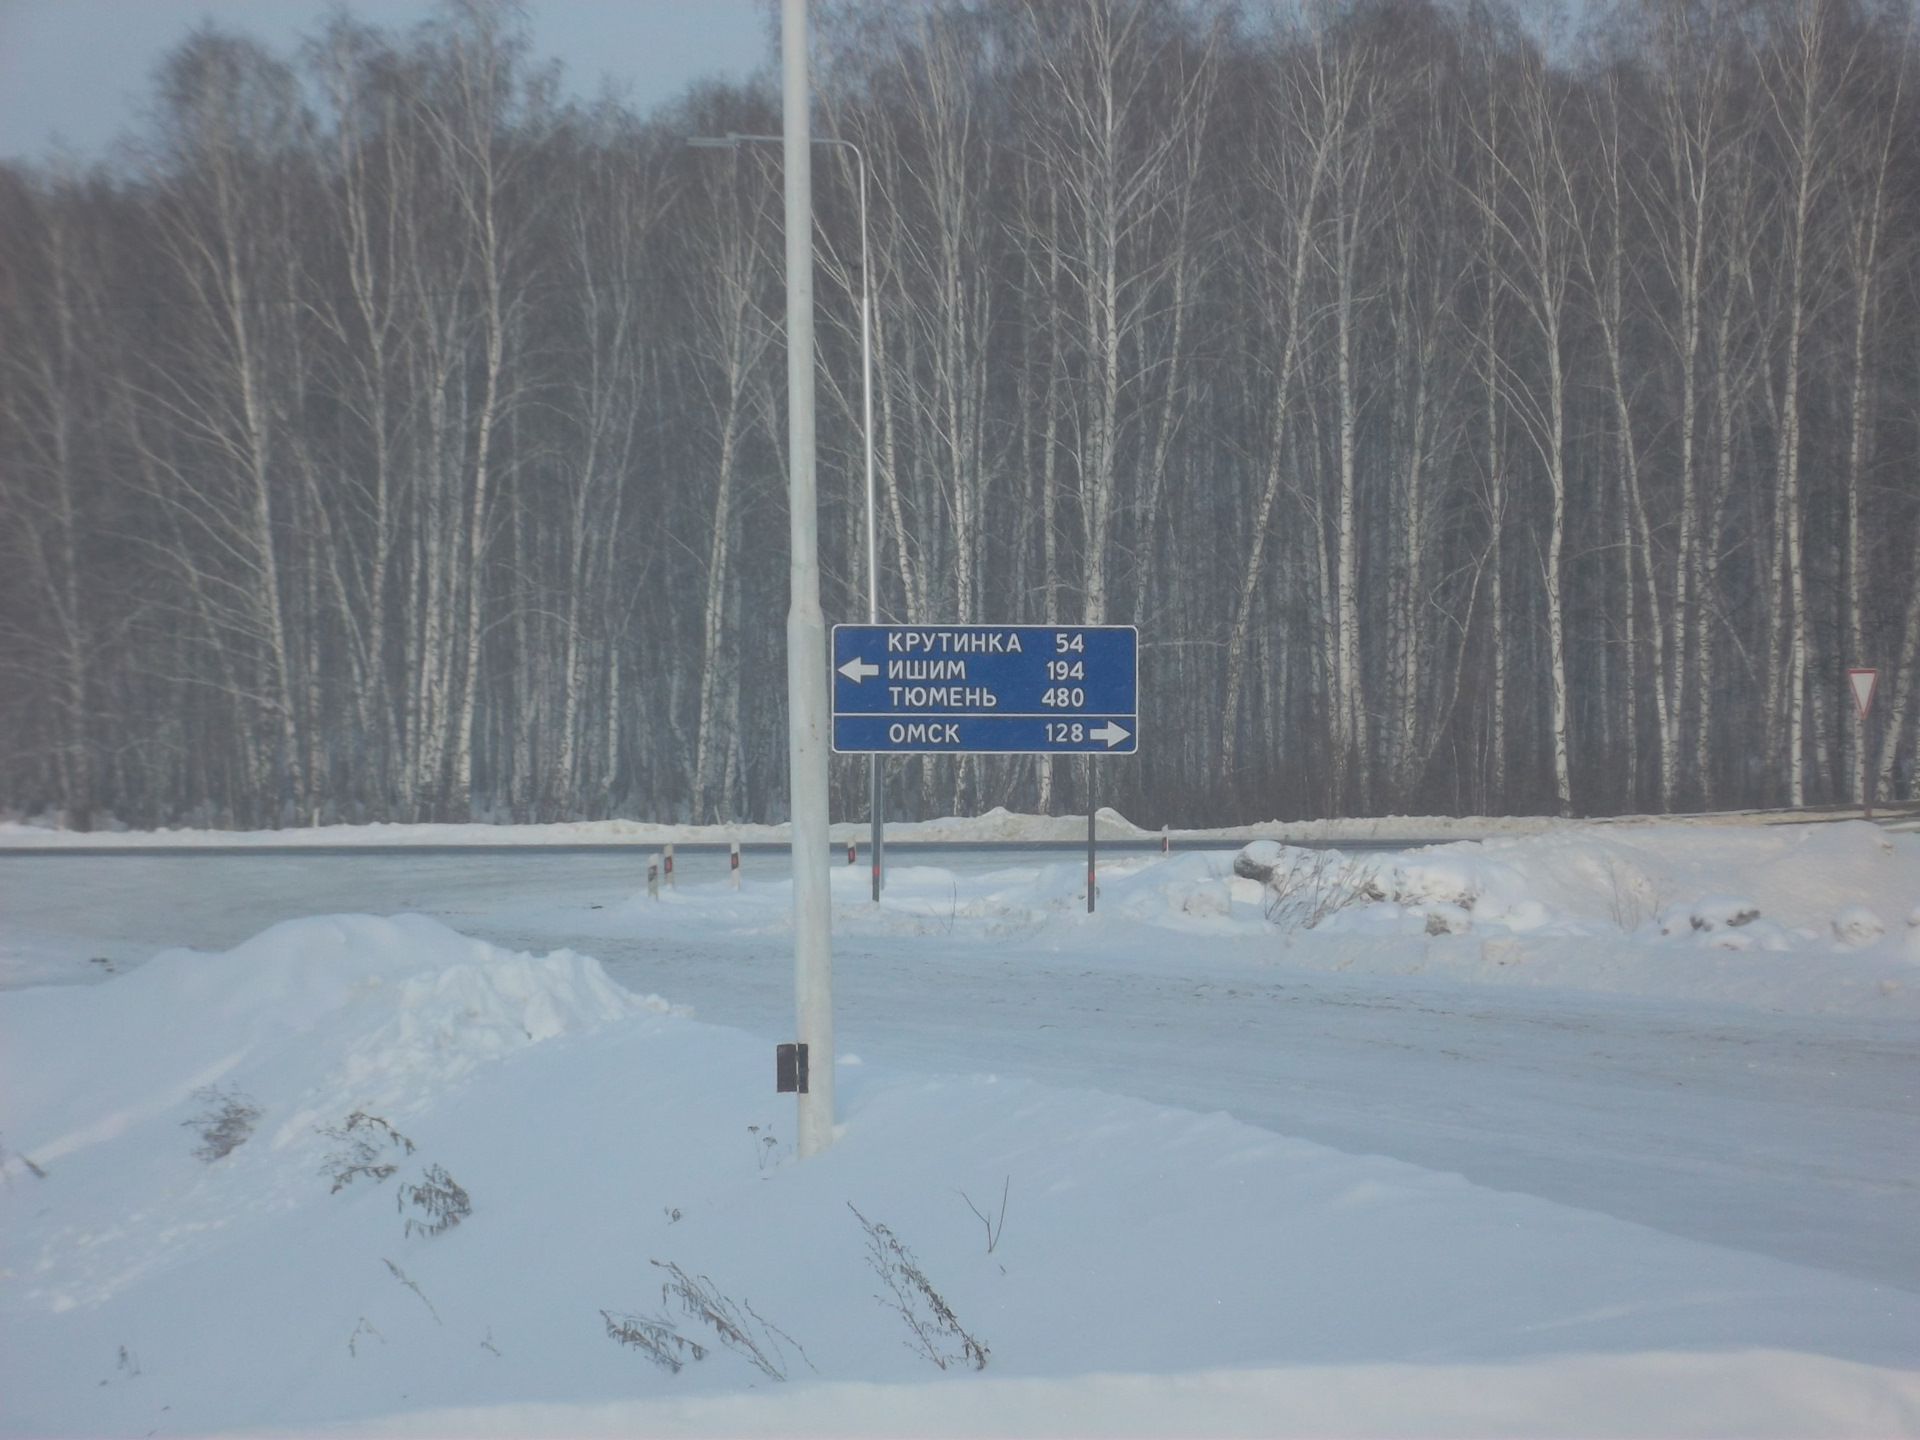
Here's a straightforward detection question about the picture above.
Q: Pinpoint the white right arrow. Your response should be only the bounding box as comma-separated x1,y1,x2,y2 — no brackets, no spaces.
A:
838,656,880,684
1090,720,1131,749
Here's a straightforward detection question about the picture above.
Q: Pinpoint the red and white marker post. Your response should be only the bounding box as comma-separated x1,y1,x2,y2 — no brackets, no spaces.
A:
1848,668,1879,819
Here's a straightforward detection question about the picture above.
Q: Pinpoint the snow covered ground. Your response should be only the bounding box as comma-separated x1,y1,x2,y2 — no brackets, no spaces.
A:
0,805,1544,849
2,817,1918,1436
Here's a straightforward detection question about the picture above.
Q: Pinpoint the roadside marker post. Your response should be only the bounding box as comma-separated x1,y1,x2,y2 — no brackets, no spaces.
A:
729,840,741,889
832,624,1138,912
664,842,675,889
1849,668,1879,820
1087,758,1097,914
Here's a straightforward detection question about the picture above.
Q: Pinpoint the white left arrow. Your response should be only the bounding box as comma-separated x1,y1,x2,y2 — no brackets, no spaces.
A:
1090,720,1131,749
838,656,880,684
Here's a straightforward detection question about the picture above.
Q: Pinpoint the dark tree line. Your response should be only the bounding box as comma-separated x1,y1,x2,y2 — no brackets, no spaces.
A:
2,0,1917,829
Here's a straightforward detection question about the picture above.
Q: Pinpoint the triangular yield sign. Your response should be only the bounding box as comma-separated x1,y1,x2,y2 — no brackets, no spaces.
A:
1848,668,1878,718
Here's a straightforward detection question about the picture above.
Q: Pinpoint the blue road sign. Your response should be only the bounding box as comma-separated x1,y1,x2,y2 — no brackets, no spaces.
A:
832,624,1138,754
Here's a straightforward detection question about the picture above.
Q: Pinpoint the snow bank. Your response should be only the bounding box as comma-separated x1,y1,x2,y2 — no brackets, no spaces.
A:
0,806,1537,850
531,820,1920,1017
5,803,1913,853
0,807,1154,850
1,915,660,1178
1128,824,1920,1015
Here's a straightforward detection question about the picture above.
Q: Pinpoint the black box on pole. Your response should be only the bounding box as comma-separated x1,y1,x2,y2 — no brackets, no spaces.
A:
776,1042,809,1094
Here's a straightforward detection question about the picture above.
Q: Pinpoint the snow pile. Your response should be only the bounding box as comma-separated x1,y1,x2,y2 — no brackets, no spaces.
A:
1150,824,1919,1013
4,913,1919,1437
1831,905,1885,946
2,916,661,1181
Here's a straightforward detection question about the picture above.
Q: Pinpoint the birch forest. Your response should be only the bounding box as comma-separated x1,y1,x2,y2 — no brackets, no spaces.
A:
2,0,1917,829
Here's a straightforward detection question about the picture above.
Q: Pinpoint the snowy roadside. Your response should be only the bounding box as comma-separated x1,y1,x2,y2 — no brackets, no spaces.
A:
0,805,1561,849
4,820,1919,1014
491,818,1920,1017
4,911,1918,1439
5,800,1914,852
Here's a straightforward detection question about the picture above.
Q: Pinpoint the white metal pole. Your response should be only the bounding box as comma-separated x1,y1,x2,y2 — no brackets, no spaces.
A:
784,0,834,1159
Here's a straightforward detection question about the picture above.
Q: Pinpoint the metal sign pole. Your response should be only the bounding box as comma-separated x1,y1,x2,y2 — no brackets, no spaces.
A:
1849,668,1879,821
827,621,1137,927
1086,755,1096,914
784,0,833,1159
871,753,883,899
1865,709,1873,821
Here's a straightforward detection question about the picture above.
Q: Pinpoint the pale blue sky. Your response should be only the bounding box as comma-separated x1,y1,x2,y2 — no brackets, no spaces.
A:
0,0,773,166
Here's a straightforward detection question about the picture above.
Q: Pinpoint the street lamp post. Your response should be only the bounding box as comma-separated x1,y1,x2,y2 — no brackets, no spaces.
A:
688,129,883,902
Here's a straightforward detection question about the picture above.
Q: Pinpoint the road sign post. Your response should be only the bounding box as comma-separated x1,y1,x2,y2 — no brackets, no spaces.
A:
832,624,1138,912
1849,668,1879,820
1087,754,1097,914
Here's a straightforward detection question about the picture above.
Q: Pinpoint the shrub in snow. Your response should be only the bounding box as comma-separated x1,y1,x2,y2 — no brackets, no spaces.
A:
960,1177,1010,1255
603,1262,805,1380
182,1085,261,1163
1423,904,1472,936
1384,860,1480,912
601,1310,705,1372
850,1203,988,1372
1232,841,1283,883
318,1112,414,1192
383,1258,442,1323
1689,896,1761,931
346,1318,386,1357
748,1123,782,1172
399,1163,470,1237
1596,855,1674,931
1261,848,1380,932
1831,905,1884,947
653,1260,806,1380
0,1133,47,1180
1656,903,1694,937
